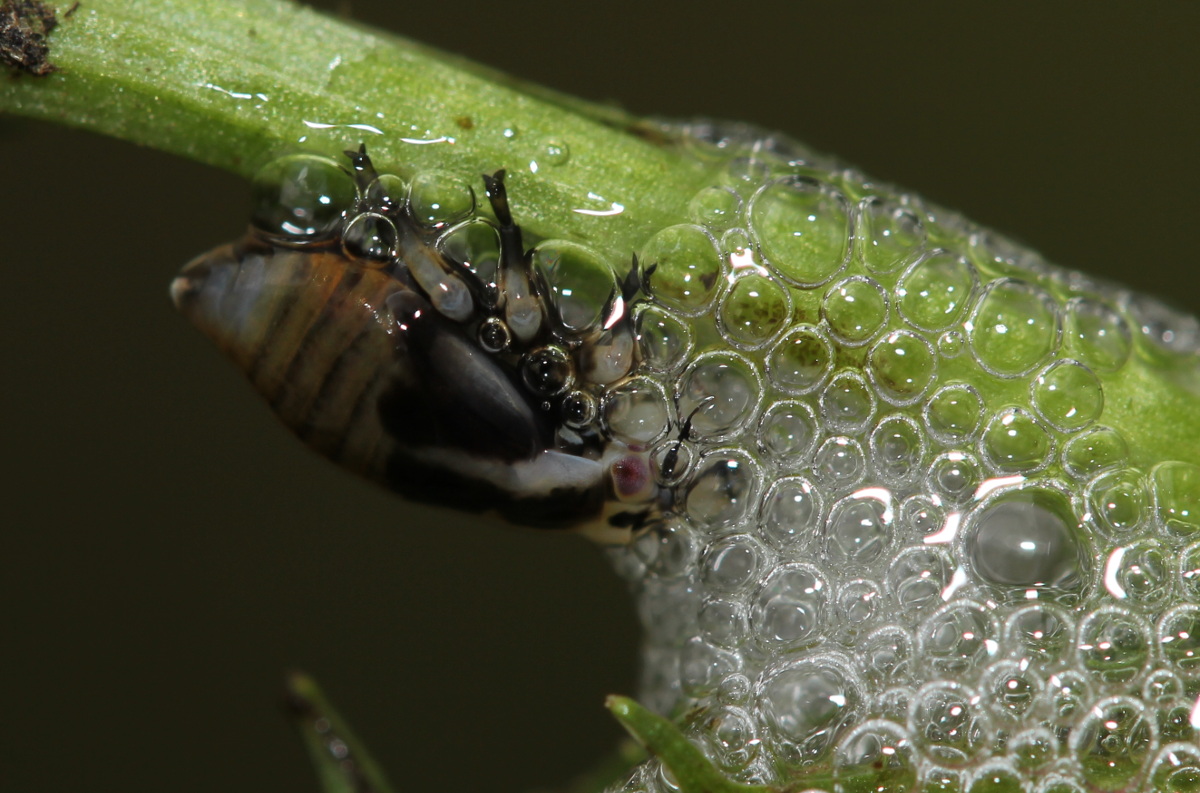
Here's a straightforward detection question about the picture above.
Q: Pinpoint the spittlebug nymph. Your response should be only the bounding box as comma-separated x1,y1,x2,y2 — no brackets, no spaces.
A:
172,147,655,539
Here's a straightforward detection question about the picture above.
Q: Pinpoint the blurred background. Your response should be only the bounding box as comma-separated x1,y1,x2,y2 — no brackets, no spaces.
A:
3,3,1198,791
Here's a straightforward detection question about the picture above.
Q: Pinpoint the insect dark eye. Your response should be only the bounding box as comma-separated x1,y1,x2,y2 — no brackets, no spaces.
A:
250,153,356,239
342,212,398,263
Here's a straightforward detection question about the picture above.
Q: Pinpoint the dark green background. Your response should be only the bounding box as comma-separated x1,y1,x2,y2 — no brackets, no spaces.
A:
3,3,1198,792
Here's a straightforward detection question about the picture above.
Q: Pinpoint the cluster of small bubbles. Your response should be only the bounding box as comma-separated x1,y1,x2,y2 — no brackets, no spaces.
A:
592,124,1200,792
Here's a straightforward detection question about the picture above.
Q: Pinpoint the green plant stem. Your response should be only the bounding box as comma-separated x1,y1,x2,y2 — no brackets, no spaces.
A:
0,0,708,254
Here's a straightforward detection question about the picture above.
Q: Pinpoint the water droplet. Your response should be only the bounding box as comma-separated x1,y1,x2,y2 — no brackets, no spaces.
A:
641,224,724,315
767,325,833,395
962,486,1090,597
541,137,570,165
1158,604,1200,678
701,534,768,594
679,636,740,697
602,376,670,444
532,240,616,333
1065,296,1132,373
364,172,406,215
1008,727,1058,774
635,305,691,375
966,762,1023,793
825,491,895,568
938,329,966,358
759,475,823,551
438,218,501,292
981,407,1053,473
833,719,917,793
928,451,983,504
925,383,985,444
750,177,851,287
821,276,889,347
1180,541,1200,600
688,185,742,230
919,601,998,675
752,565,828,650
868,330,937,405
897,250,978,332
1031,359,1104,432
699,598,748,649
820,371,876,434
341,212,398,262
1062,426,1128,479
718,272,790,349
1072,696,1156,793
408,169,476,227
251,153,355,238
707,705,760,771
854,196,926,274
684,449,760,531
860,626,914,686
522,346,574,396
1124,292,1200,358
899,495,946,540
757,401,818,463
983,661,1040,721
758,655,861,758
835,578,882,636
1077,606,1153,684
1087,468,1149,539
909,681,989,767
677,351,761,441
967,278,1062,378
1153,461,1200,540
1144,669,1186,705
1043,670,1093,737
870,415,927,485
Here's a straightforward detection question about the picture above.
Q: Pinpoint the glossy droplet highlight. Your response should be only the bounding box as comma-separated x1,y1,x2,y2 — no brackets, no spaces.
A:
684,449,759,530
1154,461,1200,540
822,275,889,346
688,185,742,230
767,326,833,395
751,177,851,286
408,169,476,227
868,330,937,406
897,250,977,332
532,240,616,333
252,153,355,238
677,351,761,440
924,383,984,444
967,278,1062,377
718,272,790,348
602,376,670,444
854,196,926,274
641,224,723,315
1065,296,1132,373
981,407,1053,473
634,305,691,373
1031,359,1104,431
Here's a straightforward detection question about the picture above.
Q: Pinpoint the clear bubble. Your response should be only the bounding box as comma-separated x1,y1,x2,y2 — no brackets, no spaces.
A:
438,219,502,293
699,598,748,649
251,153,356,238
1003,602,1074,672
680,636,741,697
832,719,917,793
757,401,818,463
677,351,762,441
602,376,671,445
981,407,1053,474
408,169,476,227
1087,468,1149,539
854,196,926,274
1008,727,1058,774
874,685,914,723
1029,359,1104,432
899,494,946,540
641,224,724,315
684,448,760,531
1042,670,1093,740
967,278,1062,378
962,485,1090,598
1144,669,1186,705
928,451,983,504
701,534,768,595
813,436,867,492
1076,605,1153,684
1153,461,1200,540
983,660,1040,722
1062,426,1128,480
718,272,791,349
532,240,616,333
920,766,965,793
767,326,834,395
707,705,761,771
886,546,954,619
869,416,927,486
750,177,851,287
649,437,697,487
1158,604,1200,678
1149,743,1200,793
938,329,966,358
635,305,692,374
924,383,985,445
1180,541,1200,600
1103,539,1172,607
1124,291,1200,358
1064,296,1132,373
919,601,999,676
908,681,989,767
752,564,828,650
867,330,937,406
688,185,743,230
759,475,823,551
1071,696,1156,793
966,762,1023,793
758,654,862,760
820,372,876,434
834,579,882,637
632,523,698,579
821,276,889,347
896,250,978,332
341,211,398,262
825,490,895,568
858,625,914,686
364,172,406,215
